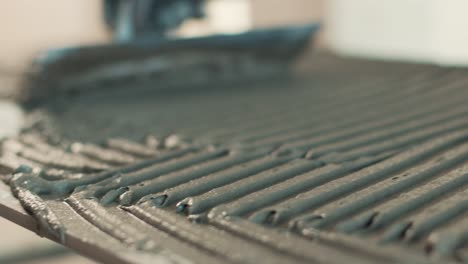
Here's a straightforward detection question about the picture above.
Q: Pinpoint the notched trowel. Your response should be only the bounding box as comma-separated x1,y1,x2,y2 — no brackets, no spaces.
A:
17,0,320,106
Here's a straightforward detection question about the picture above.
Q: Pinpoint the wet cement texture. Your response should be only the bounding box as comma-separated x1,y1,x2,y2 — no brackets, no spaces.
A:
1,54,468,263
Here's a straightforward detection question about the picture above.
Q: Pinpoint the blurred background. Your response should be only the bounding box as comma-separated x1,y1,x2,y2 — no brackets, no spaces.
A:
0,0,324,98
1,0,468,263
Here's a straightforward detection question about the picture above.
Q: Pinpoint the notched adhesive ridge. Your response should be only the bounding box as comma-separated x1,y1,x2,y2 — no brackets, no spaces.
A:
9,173,66,242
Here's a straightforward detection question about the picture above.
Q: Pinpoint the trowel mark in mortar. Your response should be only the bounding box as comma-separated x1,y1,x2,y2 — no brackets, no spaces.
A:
9,174,66,242
8,147,197,198
90,148,230,204
116,149,272,206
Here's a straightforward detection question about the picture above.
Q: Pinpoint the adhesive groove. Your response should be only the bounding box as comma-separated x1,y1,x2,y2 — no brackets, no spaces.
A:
2,54,468,263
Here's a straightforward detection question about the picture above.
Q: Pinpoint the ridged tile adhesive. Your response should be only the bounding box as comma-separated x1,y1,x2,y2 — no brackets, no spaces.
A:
1,54,468,264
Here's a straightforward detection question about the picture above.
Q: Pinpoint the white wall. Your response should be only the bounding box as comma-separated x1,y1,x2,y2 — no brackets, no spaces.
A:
0,0,110,72
327,0,468,66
